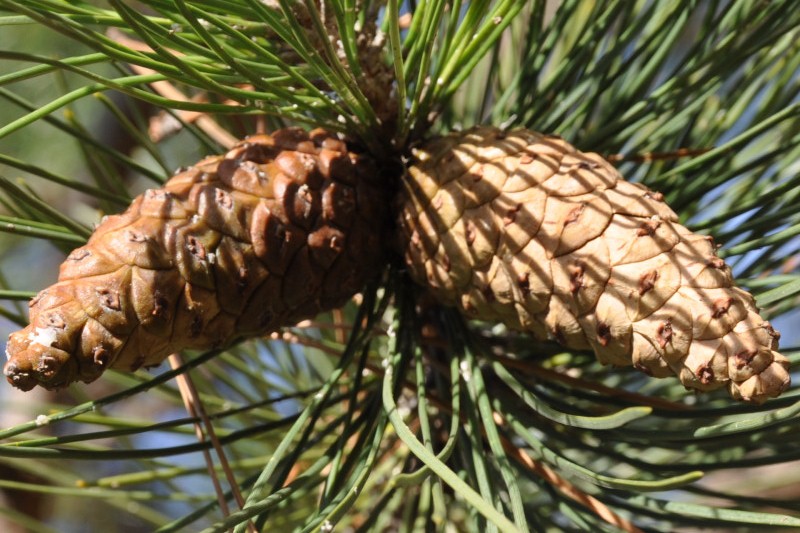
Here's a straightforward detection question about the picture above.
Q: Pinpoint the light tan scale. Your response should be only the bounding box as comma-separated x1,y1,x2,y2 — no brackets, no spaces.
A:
398,125,790,403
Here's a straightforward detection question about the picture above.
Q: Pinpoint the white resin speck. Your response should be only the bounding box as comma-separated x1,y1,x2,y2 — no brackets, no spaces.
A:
27,327,58,348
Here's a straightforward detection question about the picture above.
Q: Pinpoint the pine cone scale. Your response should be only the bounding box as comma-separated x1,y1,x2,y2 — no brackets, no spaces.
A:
5,128,387,391
398,126,790,403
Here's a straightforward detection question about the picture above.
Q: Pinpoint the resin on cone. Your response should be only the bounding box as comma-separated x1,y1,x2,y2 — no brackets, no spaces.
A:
5,128,386,391
398,126,790,403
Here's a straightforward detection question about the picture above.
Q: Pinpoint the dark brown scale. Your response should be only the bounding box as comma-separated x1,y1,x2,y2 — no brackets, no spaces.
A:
596,322,612,347
5,128,388,391
697,364,715,385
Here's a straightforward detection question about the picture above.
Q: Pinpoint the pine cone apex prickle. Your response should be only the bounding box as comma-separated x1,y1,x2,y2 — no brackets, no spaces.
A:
398,125,790,403
5,128,389,391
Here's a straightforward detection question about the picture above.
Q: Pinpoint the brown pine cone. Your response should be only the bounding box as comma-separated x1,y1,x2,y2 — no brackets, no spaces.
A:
398,126,790,403
5,128,387,391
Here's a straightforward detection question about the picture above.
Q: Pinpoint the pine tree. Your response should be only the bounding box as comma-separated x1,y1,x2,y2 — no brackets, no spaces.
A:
0,2,798,531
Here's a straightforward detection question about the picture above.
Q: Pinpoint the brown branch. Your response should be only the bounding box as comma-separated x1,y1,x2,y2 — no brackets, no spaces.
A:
606,147,712,164
495,411,644,533
106,29,239,148
169,354,256,533
492,353,691,411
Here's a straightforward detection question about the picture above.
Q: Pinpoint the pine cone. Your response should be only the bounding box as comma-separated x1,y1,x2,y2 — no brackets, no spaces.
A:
5,128,387,391
398,126,790,403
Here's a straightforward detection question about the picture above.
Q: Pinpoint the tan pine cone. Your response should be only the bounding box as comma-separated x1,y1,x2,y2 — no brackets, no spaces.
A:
5,128,387,391
398,126,791,403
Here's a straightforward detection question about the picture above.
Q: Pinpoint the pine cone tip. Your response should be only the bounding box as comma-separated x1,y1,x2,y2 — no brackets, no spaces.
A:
5,329,75,391
728,348,791,403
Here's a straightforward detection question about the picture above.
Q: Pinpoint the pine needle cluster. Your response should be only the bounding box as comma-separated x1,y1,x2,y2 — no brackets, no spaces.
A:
0,2,798,531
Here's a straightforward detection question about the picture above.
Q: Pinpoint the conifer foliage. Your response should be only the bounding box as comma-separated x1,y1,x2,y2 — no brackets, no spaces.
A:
0,1,798,531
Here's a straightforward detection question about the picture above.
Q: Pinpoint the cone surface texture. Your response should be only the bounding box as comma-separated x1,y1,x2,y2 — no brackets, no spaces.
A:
398,126,790,402
5,128,386,390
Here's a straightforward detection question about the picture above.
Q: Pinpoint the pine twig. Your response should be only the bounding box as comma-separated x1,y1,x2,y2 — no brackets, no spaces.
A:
168,354,256,533
494,412,644,533
606,146,713,163
492,353,691,412
107,29,238,148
